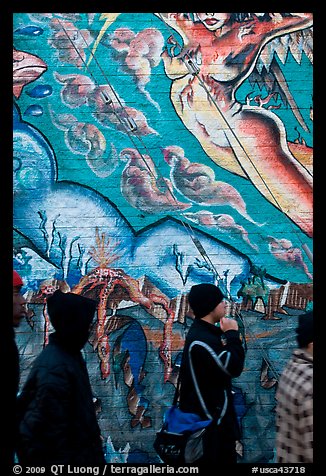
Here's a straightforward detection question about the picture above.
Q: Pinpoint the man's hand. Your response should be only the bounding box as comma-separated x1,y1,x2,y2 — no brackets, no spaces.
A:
220,317,239,332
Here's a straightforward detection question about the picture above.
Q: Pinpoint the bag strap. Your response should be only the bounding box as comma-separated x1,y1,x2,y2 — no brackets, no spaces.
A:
172,371,182,406
188,340,228,424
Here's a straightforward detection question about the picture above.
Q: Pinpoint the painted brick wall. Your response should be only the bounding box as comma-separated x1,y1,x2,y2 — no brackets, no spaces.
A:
13,13,313,463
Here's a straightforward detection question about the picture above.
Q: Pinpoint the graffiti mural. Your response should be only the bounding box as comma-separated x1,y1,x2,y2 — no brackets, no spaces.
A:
13,13,313,463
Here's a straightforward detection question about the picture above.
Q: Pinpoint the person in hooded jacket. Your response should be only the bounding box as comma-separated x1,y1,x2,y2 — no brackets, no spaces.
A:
16,289,105,465
179,283,245,464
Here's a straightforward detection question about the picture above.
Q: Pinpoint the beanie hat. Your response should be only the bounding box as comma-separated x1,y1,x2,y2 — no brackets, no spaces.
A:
46,289,97,351
47,289,96,332
188,283,224,319
13,270,24,287
296,311,313,348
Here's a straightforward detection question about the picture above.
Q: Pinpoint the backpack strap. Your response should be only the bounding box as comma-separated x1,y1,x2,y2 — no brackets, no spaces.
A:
172,371,181,406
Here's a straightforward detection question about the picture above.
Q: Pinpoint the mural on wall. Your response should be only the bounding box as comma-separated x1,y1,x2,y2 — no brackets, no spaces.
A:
13,13,313,463
155,13,313,237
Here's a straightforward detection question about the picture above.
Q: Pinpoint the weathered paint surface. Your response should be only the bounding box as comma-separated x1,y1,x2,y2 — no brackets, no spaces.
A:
13,13,313,463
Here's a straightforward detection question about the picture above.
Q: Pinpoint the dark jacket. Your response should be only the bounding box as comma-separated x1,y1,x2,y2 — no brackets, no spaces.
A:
17,291,105,465
179,319,245,441
1,325,20,466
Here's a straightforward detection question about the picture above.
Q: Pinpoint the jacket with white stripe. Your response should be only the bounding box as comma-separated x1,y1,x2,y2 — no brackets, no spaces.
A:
178,318,245,436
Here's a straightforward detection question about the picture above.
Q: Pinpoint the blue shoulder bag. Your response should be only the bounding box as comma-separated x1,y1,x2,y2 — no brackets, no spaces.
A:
153,341,227,464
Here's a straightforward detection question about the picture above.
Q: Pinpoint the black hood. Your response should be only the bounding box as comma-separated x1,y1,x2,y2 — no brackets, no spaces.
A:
46,290,97,351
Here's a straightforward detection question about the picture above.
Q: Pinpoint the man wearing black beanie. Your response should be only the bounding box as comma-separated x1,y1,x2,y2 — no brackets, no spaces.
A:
275,311,313,463
178,283,245,464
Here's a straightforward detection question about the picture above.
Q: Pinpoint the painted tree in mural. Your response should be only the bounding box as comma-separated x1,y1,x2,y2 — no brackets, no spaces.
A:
72,227,175,382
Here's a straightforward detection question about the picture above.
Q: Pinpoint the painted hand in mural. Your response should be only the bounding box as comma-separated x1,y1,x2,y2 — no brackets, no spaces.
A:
155,13,313,237
73,265,151,379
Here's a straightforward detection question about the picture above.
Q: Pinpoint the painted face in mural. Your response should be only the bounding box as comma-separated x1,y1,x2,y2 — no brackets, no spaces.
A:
195,13,231,31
